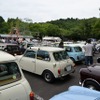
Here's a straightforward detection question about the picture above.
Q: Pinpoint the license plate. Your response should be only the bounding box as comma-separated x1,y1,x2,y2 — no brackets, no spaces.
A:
66,66,71,71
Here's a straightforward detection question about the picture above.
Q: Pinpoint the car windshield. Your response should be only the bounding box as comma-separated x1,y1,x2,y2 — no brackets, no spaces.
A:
0,62,21,86
53,51,69,61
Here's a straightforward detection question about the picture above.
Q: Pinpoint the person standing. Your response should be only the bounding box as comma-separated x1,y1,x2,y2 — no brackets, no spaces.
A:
83,39,94,66
59,40,64,48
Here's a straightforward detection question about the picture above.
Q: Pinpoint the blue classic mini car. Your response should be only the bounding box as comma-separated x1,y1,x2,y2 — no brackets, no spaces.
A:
64,44,85,63
50,86,100,100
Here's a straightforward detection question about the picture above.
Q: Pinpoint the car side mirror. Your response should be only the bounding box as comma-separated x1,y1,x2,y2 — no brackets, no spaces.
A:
97,57,100,63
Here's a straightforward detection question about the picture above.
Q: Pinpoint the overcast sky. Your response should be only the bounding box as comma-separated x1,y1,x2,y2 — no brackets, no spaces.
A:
0,0,100,23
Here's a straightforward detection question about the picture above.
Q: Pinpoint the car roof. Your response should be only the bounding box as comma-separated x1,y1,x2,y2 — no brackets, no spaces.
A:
0,51,16,62
0,43,18,46
64,43,84,47
50,86,100,100
27,46,65,52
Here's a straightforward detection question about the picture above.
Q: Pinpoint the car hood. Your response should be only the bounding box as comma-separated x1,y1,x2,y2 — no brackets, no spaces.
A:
50,86,100,100
15,55,23,61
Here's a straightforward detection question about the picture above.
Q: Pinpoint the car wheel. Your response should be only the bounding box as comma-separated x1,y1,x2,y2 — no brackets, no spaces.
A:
83,81,100,91
43,70,55,83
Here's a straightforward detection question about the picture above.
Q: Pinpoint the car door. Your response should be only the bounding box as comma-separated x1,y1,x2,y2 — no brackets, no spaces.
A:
36,50,51,75
19,50,36,73
1,84,28,100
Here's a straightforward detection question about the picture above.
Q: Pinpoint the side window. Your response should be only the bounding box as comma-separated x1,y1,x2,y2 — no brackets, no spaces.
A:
37,50,50,61
74,47,82,52
24,50,36,58
53,52,62,61
0,62,21,86
65,46,72,52
7,46,12,51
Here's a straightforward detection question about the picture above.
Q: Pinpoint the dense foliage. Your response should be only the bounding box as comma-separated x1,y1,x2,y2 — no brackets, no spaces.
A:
0,16,100,40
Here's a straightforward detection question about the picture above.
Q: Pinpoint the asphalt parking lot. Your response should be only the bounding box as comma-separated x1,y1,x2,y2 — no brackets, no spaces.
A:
24,53,100,100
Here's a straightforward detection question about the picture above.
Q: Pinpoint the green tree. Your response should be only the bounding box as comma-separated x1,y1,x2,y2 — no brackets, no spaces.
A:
92,19,100,39
46,23,61,36
0,16,5,33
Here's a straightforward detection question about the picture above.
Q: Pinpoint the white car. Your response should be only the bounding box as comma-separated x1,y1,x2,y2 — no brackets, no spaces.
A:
15,46,75,83
0,51,34,100
95,43,100,52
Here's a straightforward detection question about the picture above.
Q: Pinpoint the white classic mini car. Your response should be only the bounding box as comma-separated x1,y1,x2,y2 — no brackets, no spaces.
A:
15,46,75,83
0,51,34,100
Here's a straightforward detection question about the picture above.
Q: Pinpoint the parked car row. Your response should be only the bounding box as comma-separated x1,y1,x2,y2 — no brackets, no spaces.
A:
0,42,86,64
0,42,38,56
0,43,22,55
1,41,100,100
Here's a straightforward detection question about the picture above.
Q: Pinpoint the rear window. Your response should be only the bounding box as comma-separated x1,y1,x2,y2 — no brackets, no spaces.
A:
53,51,69,61
0,62,21,86
74,47,82,52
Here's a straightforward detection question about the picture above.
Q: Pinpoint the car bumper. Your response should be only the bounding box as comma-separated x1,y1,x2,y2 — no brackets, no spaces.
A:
58,68,75,78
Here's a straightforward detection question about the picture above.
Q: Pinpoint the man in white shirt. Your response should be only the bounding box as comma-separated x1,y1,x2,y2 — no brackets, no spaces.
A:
83,39,94,66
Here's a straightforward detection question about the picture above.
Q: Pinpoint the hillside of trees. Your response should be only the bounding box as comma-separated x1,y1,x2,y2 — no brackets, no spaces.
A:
0,16,100,40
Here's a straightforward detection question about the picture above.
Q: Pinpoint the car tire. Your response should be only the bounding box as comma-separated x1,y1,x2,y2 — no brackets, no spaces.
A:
83,80,100,91
43,70,55,83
